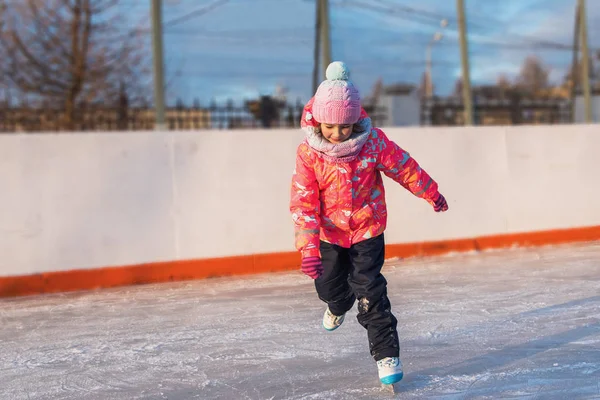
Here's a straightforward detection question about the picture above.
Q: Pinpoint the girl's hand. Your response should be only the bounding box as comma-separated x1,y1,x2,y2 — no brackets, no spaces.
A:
301,256,323,279
429,193,448,212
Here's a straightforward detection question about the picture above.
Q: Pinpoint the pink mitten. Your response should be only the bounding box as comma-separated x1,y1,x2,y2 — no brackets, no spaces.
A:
428,193,448,212
301,256,323,279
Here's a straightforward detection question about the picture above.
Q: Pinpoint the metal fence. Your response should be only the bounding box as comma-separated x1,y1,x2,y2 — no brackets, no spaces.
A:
0,98,388,133
0,103,296,133
421,96,572,126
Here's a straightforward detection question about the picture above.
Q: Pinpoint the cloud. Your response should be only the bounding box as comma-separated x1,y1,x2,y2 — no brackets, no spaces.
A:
136,0,594,103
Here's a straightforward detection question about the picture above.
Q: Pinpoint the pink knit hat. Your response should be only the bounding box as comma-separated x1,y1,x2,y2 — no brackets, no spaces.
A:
312,61,361,125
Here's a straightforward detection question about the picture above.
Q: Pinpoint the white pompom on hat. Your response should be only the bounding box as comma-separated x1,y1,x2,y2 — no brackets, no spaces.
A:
312,61,361,125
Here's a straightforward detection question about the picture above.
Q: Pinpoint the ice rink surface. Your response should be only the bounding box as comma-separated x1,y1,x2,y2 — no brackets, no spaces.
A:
1,242,600,399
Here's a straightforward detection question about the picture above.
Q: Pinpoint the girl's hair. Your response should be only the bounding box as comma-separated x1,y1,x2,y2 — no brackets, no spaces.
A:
315,121,367,135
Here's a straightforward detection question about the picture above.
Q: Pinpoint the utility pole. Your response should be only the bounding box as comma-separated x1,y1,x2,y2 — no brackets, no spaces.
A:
320,0,332,78
426,41,433,97
456,0,474,125
571,2,581,122
151,0,166,130
579,0,593,123
312,0,322,93
426,29,445,98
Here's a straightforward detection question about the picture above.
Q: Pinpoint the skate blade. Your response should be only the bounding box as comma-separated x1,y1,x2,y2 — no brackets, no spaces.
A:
381,382,400,394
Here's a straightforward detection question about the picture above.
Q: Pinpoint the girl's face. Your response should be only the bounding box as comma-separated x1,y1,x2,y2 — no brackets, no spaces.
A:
320,123,353,144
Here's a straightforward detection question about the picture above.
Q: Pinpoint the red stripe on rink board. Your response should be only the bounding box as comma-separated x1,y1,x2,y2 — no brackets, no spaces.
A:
1,225,600,298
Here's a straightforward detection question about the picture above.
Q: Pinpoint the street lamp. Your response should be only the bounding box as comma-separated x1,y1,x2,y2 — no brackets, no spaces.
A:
425,20,448,97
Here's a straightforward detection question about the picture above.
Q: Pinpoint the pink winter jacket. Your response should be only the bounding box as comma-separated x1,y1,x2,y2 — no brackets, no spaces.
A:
290,99,441,259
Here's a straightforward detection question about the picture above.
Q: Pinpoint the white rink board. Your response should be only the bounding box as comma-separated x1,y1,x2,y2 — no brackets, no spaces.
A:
0,124,599,277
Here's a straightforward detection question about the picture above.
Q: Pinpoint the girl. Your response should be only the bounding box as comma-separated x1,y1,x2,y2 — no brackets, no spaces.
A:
290,61,448,385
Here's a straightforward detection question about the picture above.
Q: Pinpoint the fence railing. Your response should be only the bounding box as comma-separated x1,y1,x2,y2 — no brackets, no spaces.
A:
421,96,572,126
0,100,388,133
0,104,299,133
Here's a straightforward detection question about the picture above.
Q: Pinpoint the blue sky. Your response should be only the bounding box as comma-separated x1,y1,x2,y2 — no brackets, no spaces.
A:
122,0,600,105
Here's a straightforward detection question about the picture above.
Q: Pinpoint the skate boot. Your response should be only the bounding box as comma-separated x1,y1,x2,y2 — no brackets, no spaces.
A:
322,307,345,331
377,357,404,385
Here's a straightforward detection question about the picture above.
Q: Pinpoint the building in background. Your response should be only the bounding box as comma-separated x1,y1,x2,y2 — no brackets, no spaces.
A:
574,91,600,123
371,83,421,127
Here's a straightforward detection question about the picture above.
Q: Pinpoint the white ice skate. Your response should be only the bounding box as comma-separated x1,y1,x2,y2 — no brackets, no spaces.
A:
377,357,404,385
322,308,345,331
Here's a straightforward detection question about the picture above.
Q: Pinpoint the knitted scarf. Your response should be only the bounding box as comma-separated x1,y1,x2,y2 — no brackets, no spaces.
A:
304,116,372,163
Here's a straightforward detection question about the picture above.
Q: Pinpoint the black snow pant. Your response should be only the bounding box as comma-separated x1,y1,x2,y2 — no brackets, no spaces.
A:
314,234,400,361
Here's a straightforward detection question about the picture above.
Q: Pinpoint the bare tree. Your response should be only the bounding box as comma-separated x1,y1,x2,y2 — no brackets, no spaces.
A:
0,0,150,130
516,55,550,95
452,77,463,98
494,74,513,98
367,77,384,106
496,74,512,89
